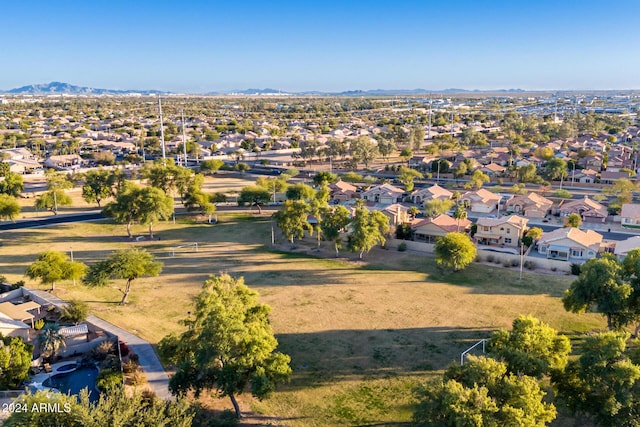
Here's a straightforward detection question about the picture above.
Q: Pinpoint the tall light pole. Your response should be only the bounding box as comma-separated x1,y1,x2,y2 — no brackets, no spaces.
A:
181,109,188,167
158,96,166,161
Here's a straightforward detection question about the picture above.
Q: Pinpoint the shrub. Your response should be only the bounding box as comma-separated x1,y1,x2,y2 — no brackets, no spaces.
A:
494,258,502,264
129,353,140,364
92,340,116,362
486,254,495,263
119,341,130,357
128,370,146,386
503,259,512,267
34,319,45,330
100,354,121,371
60,300,88,325
398,242,407,252
551,266,557,272
122,359,139,374
96,369,123,391
511,259,519,267
524,260,536,270
570,263,581,275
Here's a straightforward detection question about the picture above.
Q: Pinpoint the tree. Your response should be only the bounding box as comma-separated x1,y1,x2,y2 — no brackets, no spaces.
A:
397,167,422,191
553,189,573,199
414,355,556,426
81,169,122,207
0,194,20,222
45,170,73,191
34,189,72,215
103,184,174,239
182,174,216,220
320,205,351,257
410,125,425,151
552,332,640,427
199,159,224,175
349,136,378,169
0,171,23,197
452,204,467,232
562,255,632,330
84,248,162,305
38,324,66,361
142,159,193,196
348,207,390,259
464,169,490,190
564,213,582,228
312,171,338,186
158,274,292,419
543,158,568,181
522,226,543,247
285,183,316,201
239,186,271,214
453,162,468,178
0,334,33,389
25,251,86,291
400,148,413,165
60,300,88,325
5,388,194,427
272,200,312,244
424,198,454,218
376,137,396,163
488,315,571,378
434,232,477,271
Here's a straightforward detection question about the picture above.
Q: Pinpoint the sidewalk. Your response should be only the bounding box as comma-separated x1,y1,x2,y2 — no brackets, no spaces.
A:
86,315,173,400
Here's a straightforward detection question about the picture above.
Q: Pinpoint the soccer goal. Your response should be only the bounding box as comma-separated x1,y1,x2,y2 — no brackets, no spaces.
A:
170,242,199,257
460,339,487,365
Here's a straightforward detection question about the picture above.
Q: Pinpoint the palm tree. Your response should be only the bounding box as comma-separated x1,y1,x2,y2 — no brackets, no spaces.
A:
453,204,468,232
38,325,66,362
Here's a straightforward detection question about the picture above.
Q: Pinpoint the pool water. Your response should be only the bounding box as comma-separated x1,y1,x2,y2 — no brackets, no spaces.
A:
43,366,100,402
56,363,77,373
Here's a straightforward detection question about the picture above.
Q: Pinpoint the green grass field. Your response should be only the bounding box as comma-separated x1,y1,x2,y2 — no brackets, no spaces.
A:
0,215,606,425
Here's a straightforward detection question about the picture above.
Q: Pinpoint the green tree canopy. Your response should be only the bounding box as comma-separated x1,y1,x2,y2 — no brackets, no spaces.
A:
239,185,271,214
83,248,162,305
312,171,338,186
35,190,72,215
414,355,556,426
347,207,390,259
397,167,423,191
0,194,20,222
0,171,24,197
464,169,490,190
81,169,124,207
320,205,351,257
564,212,582,228
488,315,571,378
158,274,291,419
199,159,224,175
285,183,316,201
272,200,312,244
25,250,86,291
0,334,33,389
349,136,378,169
424,198,454,218
434,232,477,271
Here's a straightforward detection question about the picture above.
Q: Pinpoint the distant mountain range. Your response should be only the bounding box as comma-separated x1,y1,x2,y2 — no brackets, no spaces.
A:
1,82,526,96
3,82,167,95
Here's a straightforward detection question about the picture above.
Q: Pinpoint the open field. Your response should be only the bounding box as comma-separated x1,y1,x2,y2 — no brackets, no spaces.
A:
0,215,606,425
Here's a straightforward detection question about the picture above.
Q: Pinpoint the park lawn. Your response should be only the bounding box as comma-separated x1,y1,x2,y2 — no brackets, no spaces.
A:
0,215,606,426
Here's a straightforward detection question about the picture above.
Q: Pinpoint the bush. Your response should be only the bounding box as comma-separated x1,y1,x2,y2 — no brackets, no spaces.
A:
494,258,502,264
570,263,581,275
503,259,512,267
100,354,120,371
128,370,146,386
34,319,45,330
486,254,495,263
122,359,138,374
398,242,407,252
92,340,116,362
511,259,519,267
524,260,536,270
129,353,139,364
96,369,123,391
60,300,88,325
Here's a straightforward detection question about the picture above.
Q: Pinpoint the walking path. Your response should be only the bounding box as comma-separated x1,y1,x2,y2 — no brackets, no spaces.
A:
27,289,172,401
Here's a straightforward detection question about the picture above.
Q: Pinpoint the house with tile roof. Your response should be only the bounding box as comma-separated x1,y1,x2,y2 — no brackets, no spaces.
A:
504,192,553,218
361,183,404,204
474,215,528,248
537,228,603,262
410,184,453,205
621,204,640,227
557,196,608,223
614,236,640,259
460,189,500,213
412,214,472,243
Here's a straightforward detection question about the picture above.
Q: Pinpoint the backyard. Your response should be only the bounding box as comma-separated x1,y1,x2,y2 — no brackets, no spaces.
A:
0,214,606,425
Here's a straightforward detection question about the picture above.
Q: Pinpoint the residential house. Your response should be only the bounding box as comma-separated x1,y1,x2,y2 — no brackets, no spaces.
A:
621,204,640,227
474,215,528,248
43,154,83,170
361,184,404,204
573,168,598,184
504,192,553,218
537,228,603,262
0,313,30,340
460,189,501,213
556,196,607,223
600,170,631,184
410,184,453,204
329,181,358,202
614,236,640,259
412,214,472,243
480,163,506,176
380,204,410,227
408,156,431,169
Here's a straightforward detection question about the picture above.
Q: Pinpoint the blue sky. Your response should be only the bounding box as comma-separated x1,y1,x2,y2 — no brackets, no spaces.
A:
2,0,639,92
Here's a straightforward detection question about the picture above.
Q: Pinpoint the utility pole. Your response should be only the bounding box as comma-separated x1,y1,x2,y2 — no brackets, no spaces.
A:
427,93,432,139
181,109,188,167
158,96,166,161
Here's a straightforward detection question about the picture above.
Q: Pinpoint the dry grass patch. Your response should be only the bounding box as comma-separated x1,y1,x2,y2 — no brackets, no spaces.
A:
0,216,607,425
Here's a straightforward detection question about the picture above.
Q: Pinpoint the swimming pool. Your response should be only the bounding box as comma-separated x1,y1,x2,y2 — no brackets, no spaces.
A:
43,365,100,402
